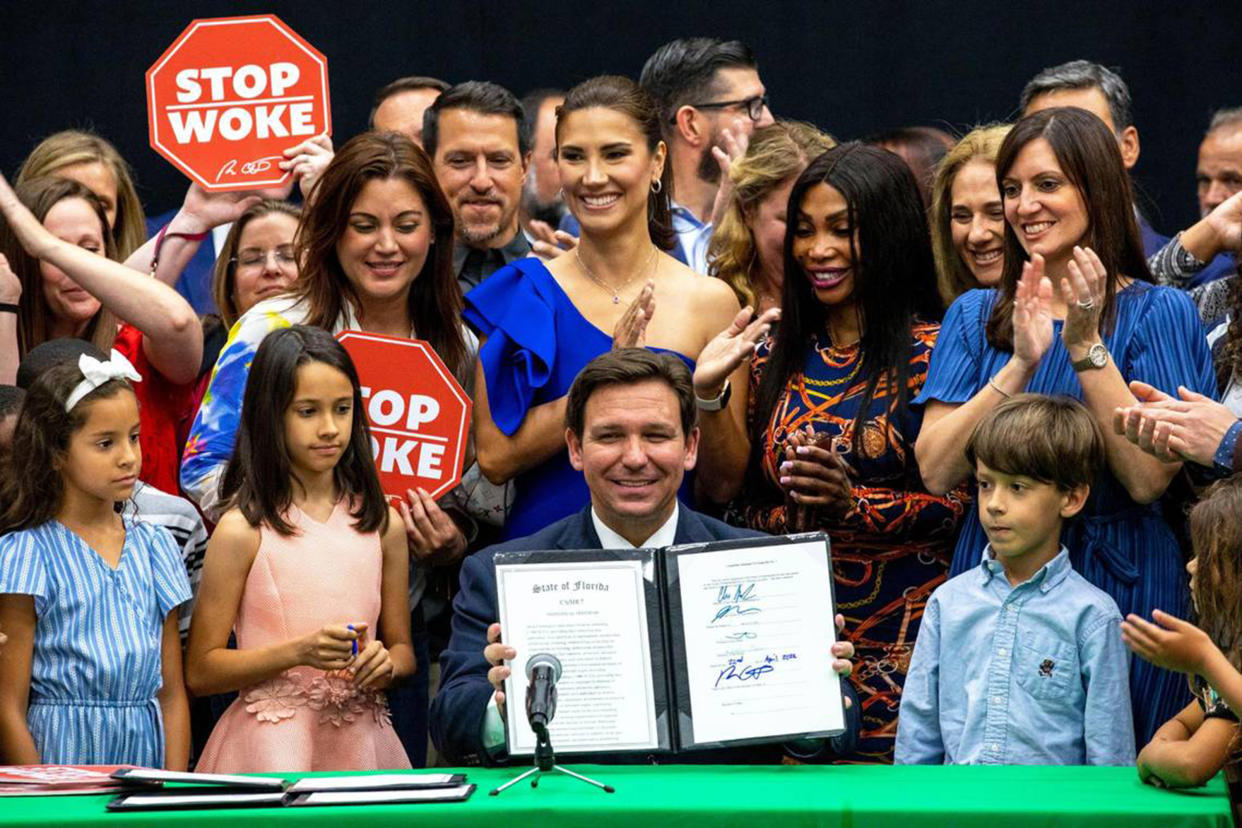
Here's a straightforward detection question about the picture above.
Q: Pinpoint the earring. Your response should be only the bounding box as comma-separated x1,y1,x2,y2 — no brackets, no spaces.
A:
650,179,662,194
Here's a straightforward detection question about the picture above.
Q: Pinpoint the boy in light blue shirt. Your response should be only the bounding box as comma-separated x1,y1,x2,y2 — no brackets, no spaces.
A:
896,394,1135,765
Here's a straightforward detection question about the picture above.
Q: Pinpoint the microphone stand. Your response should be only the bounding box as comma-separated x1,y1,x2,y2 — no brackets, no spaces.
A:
488,723,615,795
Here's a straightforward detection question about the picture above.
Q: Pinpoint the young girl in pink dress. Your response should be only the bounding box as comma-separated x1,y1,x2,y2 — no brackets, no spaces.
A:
186,325,413,772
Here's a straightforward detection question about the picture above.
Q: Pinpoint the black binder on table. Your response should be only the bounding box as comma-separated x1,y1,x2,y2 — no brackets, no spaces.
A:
494,531,844,758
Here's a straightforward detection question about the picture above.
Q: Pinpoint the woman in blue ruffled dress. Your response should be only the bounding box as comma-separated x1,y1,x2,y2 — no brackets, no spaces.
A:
466,75,775,539
913,108,1216,745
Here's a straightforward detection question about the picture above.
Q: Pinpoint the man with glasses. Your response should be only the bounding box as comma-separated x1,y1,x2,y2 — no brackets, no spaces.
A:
640,38,774,274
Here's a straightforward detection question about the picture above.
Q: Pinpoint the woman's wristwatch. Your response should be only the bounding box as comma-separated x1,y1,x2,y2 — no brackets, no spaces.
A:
695,379,732,411
1071,342,1109,372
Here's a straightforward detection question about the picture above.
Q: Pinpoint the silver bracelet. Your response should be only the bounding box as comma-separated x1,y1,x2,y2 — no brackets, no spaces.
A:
987,376,1012,399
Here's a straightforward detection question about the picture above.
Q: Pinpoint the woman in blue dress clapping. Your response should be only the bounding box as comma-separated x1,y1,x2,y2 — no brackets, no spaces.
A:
467,75,774,538
913,107,1216,745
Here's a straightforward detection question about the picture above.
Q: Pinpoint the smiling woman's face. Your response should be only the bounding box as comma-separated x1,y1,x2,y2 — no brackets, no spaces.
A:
557,106,665,238
792,181,858,308
333,176,432,307
949,157,1005,286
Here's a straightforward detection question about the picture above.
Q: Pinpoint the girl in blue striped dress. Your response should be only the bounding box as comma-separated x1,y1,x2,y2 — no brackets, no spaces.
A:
0,351,191,768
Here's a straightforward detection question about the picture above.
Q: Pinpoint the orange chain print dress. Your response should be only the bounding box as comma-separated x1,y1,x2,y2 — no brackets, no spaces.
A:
730,321,969,764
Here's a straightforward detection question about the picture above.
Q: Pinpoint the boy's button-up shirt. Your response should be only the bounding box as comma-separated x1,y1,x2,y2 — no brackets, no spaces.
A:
896,547,1135,766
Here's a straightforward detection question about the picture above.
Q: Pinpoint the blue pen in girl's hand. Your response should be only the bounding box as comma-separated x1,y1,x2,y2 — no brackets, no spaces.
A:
348,624,358,656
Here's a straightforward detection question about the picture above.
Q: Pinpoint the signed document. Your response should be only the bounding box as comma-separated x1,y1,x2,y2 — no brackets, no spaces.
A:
493,534,838,757
668,536,843,746
495,553,662,755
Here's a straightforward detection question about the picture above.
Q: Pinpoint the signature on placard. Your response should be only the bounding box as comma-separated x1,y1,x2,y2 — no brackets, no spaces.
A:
215,155,285,183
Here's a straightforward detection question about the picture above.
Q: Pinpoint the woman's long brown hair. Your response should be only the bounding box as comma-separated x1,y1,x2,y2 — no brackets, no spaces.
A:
292,132,468,382
985,107,1152,351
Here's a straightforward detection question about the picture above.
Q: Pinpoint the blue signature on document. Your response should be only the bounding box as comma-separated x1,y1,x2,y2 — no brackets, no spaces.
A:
710,583,762,624
715,655,776,688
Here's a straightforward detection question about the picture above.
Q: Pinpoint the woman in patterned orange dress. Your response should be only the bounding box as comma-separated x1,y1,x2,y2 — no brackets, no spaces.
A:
724,144,968,763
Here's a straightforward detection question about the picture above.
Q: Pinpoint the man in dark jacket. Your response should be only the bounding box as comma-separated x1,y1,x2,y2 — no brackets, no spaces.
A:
430,348,857,765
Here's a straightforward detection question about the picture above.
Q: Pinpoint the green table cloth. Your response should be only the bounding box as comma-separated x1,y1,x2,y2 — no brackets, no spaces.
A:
1,764,1232,827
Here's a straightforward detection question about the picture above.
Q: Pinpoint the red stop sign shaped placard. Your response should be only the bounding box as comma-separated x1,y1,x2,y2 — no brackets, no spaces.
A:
146,15,331,192
337,332,471,503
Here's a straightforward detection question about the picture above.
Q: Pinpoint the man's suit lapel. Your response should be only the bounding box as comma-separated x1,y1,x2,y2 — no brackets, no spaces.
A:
552,505,602,549
672,506,705,545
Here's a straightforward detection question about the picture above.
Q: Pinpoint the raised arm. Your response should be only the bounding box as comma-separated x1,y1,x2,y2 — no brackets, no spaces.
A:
0,255,19,385
0,173,202,384
1148,191,1242,287
916,258,1052,493
692,300,780,505
1061,247,1184,503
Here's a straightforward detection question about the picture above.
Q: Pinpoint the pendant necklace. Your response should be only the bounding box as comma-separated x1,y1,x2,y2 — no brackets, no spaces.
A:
575,245,658,304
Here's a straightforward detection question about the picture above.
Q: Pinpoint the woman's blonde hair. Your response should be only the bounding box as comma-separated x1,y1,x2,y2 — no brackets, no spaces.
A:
16,130,147,260
707,120,836,307
929,123,1011,306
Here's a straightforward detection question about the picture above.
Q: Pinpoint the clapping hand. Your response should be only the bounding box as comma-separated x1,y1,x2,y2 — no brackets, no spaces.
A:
1204,190,1242,256
612,280,656,348
1012,253,1054,370
780,425,854,527
692,305,779,399
1113,380,1237,467
1060,246,1107,352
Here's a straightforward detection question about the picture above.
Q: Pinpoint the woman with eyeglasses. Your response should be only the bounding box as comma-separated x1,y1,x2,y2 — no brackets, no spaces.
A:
176,201,304,477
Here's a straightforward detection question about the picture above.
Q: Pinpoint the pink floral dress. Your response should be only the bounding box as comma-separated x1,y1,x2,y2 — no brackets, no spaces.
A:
195,501,410,772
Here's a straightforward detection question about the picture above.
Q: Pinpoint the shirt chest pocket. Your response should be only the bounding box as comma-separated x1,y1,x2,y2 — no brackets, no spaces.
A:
1015,635,1078,702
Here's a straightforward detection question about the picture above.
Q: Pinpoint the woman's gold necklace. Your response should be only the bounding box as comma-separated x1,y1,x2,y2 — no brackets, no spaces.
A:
575,245,658,304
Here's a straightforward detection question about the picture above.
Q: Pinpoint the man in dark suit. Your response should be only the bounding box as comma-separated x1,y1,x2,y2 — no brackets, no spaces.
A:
429,348,857,765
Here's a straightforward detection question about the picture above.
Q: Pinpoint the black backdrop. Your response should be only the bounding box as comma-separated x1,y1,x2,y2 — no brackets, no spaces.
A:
3,0,1240,232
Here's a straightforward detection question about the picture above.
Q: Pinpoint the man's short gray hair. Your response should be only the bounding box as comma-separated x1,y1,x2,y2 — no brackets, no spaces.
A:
1019,59,1134,132
1208,107,1242,137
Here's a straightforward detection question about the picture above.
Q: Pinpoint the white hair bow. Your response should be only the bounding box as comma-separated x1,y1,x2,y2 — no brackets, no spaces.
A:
64,350,142,412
